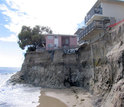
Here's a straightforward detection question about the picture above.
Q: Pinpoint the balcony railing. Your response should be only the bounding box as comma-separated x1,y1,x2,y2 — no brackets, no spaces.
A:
85,7,103,24
79,20,104,40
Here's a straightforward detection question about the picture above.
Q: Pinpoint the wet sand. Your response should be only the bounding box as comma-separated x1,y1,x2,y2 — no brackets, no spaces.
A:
37,87,93,107
37,91,67,107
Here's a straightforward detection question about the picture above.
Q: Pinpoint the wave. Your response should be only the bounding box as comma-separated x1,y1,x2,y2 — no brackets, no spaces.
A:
0,73,41,107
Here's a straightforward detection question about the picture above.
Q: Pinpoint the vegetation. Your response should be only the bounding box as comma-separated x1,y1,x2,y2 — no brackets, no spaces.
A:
18,25,52,51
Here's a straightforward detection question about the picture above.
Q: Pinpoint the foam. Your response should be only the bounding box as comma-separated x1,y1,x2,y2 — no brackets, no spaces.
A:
0,73,41,107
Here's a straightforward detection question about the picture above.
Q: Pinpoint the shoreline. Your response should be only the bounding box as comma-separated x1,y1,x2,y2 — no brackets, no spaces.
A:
37,87,93,107
37,91,67,107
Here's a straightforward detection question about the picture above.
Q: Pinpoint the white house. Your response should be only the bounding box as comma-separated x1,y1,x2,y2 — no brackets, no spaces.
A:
85,0,124,25
76,0,124,45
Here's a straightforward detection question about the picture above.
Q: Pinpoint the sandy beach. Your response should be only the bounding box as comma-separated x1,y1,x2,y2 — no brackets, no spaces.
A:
37,87,93,107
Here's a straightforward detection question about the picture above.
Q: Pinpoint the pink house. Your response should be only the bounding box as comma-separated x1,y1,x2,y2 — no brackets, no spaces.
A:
45,34,77,50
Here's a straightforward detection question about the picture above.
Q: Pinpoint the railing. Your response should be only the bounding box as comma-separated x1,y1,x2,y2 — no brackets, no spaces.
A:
79,20,104,40
85,7,103,24
46,45,78,51
108,19,124,28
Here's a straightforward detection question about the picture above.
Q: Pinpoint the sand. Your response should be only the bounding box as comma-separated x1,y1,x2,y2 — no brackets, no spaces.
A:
37,91,67,107
37,87,93,107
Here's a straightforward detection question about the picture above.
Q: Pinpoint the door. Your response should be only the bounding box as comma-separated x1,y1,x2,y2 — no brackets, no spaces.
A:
62,36,70,47
54,37,58,49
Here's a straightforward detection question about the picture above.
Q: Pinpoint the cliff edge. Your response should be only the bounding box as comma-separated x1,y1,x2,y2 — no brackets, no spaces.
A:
10,21,124,107
10,47,92,89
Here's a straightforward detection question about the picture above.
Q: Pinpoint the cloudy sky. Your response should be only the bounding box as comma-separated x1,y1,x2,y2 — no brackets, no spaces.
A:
0,0,97,67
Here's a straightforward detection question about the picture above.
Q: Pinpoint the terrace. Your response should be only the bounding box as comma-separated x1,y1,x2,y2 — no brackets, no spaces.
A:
85,6,103,24
78,20,104,41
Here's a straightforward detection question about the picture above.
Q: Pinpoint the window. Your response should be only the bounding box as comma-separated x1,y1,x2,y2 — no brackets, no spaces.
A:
65,39,69,44
55,36,57,38
72,36,75,38
48,36,53,40
48,44,53,48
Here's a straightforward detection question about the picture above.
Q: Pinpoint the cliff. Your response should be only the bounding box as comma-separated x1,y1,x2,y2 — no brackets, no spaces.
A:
90,21,124,106
10,48,92,89
10,21,124,107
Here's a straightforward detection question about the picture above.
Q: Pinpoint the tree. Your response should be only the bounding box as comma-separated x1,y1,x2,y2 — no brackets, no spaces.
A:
18,25,52,51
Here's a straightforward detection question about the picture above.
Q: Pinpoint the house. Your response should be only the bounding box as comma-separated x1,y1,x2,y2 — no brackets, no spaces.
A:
45,34,77,50
75,0,124,45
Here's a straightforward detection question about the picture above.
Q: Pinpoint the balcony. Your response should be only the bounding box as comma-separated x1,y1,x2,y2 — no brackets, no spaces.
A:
85,6,103,24
78,20,104,41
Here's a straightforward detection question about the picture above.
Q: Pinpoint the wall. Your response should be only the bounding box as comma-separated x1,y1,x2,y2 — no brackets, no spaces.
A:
45,35,54,50
101,1,124,20
46,35,77,50
70,36,77,47
58,36,62,48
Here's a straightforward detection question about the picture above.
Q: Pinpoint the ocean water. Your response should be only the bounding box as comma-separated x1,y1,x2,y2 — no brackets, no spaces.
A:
0,67,41,107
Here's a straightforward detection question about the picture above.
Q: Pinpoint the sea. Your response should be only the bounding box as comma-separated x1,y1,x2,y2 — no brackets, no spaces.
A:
0,67,41,107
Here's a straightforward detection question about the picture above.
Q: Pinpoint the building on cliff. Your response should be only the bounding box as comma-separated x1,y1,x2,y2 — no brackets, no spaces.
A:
44,34,77,50
75,0,124,45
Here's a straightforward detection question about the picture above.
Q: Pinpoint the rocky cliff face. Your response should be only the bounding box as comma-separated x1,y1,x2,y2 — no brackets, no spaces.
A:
10,22,124,107
10,48,92,89
90,22,124,107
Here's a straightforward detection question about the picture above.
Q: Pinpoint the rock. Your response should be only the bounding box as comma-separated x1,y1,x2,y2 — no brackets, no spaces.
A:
10,49,92,89
9,18,124,107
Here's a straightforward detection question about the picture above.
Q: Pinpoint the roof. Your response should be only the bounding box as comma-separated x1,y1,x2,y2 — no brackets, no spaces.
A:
99,0,124,4
101,0,124,2
75,28,84,35
42,34,77,37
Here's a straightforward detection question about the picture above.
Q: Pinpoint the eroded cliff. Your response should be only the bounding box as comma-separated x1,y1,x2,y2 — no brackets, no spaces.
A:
90,22,124,107
10,47,92,89
10,21,124,107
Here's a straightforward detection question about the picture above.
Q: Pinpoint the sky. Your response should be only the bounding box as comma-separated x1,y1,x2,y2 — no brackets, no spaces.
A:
0,0,97,67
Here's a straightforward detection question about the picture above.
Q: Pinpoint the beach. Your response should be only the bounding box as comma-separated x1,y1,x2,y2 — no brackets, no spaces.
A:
0,68,92,107
37,87,93,107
